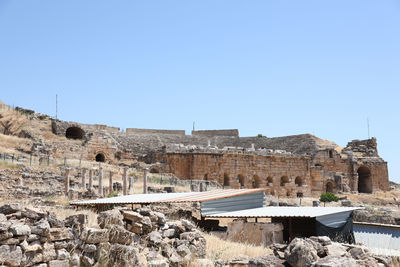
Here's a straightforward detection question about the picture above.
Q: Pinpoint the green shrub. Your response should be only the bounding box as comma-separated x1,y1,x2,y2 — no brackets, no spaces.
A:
320,192,339,202
107,191,119,198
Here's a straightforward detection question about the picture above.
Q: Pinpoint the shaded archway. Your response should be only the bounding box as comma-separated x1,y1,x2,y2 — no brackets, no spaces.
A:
223,173,230,186
267,176,273,186
95,153,105,162
204,174,208,181
280,176,289,186
238,174,245,188
326,181,334,193
252,175,261,188
358,166,372,193
295,176,303,187
65,127,84,140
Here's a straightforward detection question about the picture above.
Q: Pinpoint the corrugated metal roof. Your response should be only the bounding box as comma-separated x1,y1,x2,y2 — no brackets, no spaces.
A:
70,188,265,206
205,206,363,218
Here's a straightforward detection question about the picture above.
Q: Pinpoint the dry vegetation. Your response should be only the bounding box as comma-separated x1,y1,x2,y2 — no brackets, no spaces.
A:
204,233,272,261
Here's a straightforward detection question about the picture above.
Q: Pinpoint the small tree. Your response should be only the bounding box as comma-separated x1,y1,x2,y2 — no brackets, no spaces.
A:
320,192,339,203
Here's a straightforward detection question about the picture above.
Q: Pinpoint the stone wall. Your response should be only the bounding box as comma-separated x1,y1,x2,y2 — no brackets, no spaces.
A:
191,129,239,137
126,128,186,135
160,152,313,197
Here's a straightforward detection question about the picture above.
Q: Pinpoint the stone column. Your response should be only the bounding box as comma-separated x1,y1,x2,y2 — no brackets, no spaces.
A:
98,167,103,196
89,169,93,191
143,169,148,194
129,177,134,194
109,171,113,193
123,167,128,195
65,168,70,196
81,168,87,190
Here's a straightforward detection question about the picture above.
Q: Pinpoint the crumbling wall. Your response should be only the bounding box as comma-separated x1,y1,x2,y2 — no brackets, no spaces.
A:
126,128,186,135
191,129,239,137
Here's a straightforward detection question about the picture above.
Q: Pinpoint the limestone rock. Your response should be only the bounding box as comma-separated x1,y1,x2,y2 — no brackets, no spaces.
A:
82,227,109,244
123,211,143,223
148,259,169,267
109,243,138,266
312,255,356,267
0,244,23,266
324,243,348,257
285,238,319,267
98,209,124,229
30,220,50,236
0,203,21,215
48,259,70,267
57,248,71,260
108,225,135,245
49,228,74,241
149,231,162,245
248,255,284,267
10,224,31,236
43,242,57,262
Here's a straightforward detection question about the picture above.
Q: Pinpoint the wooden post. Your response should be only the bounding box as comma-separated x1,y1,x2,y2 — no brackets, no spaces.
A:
123,167,127,195
65,168,70,196
109,171,113,193
89,169,93,190
143,169,148,194
98,167,103,196
81,168,87,189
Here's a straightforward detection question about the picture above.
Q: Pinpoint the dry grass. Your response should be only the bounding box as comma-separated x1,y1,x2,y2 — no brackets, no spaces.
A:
204,232,272,261
47,206,99,227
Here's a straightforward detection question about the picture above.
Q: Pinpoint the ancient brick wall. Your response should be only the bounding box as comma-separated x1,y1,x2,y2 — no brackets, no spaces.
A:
161,153,312,197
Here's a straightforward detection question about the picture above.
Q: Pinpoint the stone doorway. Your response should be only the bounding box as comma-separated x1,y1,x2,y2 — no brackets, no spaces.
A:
326,182,334,193
65,127,84,140
358,166,372,193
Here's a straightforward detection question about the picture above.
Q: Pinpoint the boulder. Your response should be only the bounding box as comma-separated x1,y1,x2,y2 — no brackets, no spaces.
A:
109,244,138,266
285,238,319,267
56,248,71,260
98,209,124,229
108,225,136,245
10,224,31,236
0,245,23,266
123,211,143,223
324,243,348,257
82,227,109,244
181,219,195,231
64,214,87,227
49,228,74,241
149,231,162,245
148,259,169,267
43,242,57,262
248,255,285,267
0,203,21,215
30,220,50,236
312,255,357,267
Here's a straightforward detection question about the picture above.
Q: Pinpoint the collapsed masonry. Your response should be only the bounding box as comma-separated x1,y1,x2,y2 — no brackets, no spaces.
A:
48,118,389,197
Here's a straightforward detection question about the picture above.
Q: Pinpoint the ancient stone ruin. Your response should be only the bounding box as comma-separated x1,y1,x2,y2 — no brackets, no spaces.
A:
49,117,389,197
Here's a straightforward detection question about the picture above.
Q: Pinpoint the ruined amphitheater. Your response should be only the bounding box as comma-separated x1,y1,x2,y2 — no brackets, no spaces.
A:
48,112,389,198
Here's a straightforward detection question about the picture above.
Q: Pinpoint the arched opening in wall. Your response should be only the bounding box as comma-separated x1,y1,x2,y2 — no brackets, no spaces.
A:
252,175,261,188
267,176,273,186
223,173,230,186
280,176,289,186
358,166,372,193
150,168,159,174
329,150,333,158
204,174,208,181
238,174,245,188
65,127,85,140
326,182,334,193
95,153,105,162
295,176,303,187
297,192,303,198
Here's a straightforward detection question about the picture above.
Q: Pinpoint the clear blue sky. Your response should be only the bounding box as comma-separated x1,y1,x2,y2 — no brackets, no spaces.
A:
1,1,399,181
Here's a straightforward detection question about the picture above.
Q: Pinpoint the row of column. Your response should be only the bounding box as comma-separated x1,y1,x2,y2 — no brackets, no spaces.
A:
65,167,149,197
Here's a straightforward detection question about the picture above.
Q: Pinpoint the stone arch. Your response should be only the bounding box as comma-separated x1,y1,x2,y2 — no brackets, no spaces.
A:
295,176,303,187
280,176,289,186
238,174,245,188
95,153,105,162
65,127,84,140
326,181,334,193
223,173,230,186
252,175,261,188
358,166,372,193
204,173,208,181
267,176,273,186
